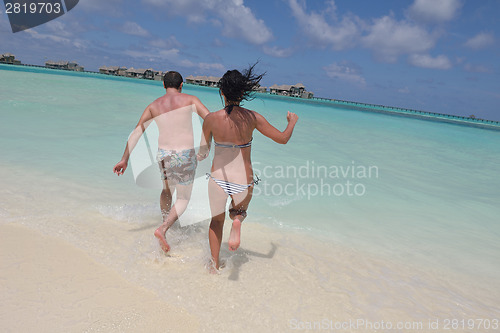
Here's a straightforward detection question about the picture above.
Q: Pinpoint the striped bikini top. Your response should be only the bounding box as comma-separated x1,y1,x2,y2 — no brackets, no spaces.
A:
214,138,252,149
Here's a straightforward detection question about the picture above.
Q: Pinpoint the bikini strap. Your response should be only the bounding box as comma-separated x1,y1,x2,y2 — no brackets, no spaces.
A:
214,137,252,149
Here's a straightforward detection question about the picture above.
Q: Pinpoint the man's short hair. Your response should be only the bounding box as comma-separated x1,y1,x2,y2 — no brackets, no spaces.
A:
163,71,183,89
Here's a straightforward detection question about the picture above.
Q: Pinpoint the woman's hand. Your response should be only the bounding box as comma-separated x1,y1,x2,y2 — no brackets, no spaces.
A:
197,152,208,161
113,160,128,176
287,111,298,124
197,146,210,161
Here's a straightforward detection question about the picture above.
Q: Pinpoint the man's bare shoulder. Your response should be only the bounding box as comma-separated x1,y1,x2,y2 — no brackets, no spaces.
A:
150,95,167,106
177,92,197,101
146,96,163,112
170,93,202,109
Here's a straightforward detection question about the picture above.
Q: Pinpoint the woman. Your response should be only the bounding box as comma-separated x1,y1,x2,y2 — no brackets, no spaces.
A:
198,64,298,270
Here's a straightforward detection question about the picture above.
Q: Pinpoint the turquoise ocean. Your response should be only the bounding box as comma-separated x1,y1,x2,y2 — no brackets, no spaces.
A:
1,64,499,332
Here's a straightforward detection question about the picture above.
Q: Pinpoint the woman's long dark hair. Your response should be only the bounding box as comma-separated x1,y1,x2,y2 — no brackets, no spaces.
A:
218,63,265,114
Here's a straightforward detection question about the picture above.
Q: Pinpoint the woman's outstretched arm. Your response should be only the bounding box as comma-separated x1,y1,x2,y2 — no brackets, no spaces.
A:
255,111,298,144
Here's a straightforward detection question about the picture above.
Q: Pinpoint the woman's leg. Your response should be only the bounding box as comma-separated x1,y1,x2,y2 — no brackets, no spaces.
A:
208,178,229,270
228,186,253,251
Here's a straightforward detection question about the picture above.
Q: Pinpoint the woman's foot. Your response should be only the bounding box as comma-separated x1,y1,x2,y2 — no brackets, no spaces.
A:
228,219,242,251
154,227,170,253
207,260,219,274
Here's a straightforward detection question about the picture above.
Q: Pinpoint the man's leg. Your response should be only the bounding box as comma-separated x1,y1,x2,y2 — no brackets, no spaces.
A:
155,179,175,253
160,179,173,219
155,181,194,253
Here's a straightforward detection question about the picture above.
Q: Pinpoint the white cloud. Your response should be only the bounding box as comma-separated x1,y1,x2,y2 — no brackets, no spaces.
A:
398,87,410,94
121,21,150,37
179,59,196,67
24,29,88,50
263,46,293,58
219,0,272,44
408,0,462,23
288,0,359,50
408,54,452,70
464,32,495,49
142,0,272,45
213,38,224,47
149,36,183,49
176,59,224,72
25,29,70,43
125,48,179,60
464,63,490,73
286,1,450,64
142,0,205,23
198,62,225,71
79,0,124,15
124,47,223,73
324,62,366,86
362,15,436,62
72,40,88,49
43,20,73,38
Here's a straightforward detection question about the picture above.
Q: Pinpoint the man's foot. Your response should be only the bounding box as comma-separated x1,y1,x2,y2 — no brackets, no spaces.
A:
228,219,241,251
154,228,170,253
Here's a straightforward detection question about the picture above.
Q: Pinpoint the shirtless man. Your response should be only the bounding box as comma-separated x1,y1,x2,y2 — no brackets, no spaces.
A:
113,71,210,252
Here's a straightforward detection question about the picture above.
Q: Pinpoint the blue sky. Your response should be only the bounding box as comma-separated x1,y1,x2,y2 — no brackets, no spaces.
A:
1,0,499,120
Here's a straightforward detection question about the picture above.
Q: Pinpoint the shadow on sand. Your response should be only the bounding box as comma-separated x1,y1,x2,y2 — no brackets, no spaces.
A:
220,242,278,281
127,220,277,281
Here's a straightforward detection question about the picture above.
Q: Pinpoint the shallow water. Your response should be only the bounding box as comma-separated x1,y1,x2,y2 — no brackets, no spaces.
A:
1,65,499,332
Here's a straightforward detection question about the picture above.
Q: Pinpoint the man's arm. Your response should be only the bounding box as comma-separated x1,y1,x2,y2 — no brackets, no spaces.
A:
197,113,213,161
192,96,210,119
113,105,154,175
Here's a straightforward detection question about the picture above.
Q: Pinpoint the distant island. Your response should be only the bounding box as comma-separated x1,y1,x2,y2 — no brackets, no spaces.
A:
99,67,315,99
0,52,315,99
2,52,499,128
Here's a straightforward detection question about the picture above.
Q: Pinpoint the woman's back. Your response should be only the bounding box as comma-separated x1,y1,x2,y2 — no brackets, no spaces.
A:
210,107,255,145
209,106,256,184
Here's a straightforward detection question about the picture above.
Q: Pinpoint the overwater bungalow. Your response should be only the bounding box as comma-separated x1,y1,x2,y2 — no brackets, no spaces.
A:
270,83,313,99
0,53,21,65
144,68,160,80
125,68,148,79
45,60,84,71
99,66,127,76
186,75,221,87
154,71,165,81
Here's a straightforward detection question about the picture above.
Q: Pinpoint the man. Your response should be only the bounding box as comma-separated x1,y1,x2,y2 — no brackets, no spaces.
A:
113,71,210,253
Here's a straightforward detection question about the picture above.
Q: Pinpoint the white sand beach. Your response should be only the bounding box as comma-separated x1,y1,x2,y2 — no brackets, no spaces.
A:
1,67,499,332
0,223,199,333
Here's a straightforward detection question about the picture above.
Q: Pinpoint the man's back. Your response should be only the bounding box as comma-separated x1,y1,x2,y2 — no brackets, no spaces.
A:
150,92,197,150
113,71,210,179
